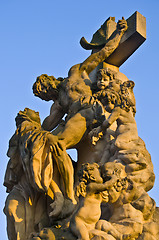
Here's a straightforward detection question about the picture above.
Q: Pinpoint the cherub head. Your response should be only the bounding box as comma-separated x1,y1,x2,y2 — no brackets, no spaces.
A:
96,68,116,90
78,163,103,184
76,163,103,197
120,80,136,115
33,74,63,101
103,89,121,112
101,162,128,203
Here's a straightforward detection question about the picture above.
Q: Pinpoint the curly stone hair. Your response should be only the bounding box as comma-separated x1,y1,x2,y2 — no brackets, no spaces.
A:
78,163,100,183
92,68,117,93
94,79,136,116
32,74,63,100
101,162,128,192
76,163,100,197
94,88,121,106
97,68,116,81
119,80,136,115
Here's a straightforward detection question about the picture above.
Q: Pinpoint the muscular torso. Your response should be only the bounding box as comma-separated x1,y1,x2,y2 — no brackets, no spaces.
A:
59,64,92,112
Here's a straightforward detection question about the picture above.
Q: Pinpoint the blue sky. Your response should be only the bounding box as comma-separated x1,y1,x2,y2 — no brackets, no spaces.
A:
0,1,159,239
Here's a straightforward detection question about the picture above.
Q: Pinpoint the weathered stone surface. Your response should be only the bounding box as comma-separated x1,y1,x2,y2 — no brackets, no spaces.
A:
81,11,146,67
107,11,146,66
3,13,159,240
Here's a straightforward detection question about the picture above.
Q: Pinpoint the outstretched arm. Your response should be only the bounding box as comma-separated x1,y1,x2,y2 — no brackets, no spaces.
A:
88,175,118,193
89,107,121,140
42,101,65,131
79,18,128,75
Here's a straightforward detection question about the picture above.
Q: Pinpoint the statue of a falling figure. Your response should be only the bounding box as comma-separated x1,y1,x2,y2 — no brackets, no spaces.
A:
33,17,128,210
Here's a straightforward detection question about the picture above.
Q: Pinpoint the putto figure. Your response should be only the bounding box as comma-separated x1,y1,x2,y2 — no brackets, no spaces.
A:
89,80,137,149
69,162,128,240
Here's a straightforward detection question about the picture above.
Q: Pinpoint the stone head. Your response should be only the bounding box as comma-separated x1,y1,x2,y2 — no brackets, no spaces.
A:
96,68,115,90
15,108,41,128
120,80,136,115
33,74,62,101
103,89,120,112
101,161,127,203
78,163,103,184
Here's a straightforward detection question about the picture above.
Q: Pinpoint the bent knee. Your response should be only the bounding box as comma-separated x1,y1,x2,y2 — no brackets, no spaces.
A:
4,199,24,222
4,199,18,216
96,220,112,231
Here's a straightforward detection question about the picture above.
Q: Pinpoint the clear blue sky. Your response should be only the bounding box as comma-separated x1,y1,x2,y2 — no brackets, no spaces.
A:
1,1,159,239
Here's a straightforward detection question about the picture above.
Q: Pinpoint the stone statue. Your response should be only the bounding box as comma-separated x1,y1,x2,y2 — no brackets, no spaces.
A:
69,162,128,240
3,12,159,240
32,17,127,214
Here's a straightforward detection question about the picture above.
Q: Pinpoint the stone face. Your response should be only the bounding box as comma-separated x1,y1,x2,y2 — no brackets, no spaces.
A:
3,13,159,240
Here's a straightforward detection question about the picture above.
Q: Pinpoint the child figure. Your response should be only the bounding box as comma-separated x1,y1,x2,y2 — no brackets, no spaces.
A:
90,80,138,151
92,68,121,93
90,68,121,147
69,162,125,240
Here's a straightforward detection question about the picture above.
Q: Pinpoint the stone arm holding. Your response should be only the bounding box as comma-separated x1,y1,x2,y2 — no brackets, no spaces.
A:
89,107,120,138
88,175,118,194
42,101,65,131
102,106,121,131
79,18,128,75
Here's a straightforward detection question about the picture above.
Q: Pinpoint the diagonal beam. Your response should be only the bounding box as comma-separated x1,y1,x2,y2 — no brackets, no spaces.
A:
81,11,146,67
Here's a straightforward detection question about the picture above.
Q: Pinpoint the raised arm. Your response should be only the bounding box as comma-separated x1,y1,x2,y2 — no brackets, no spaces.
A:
88,175,118,194
42,101,65,131
88,106,120,144
102,106,121,131
79,18,128,75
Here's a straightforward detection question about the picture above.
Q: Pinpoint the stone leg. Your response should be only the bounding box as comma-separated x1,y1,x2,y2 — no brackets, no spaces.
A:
90,229,116,240
57,108,95,149
49,179,64,218
70,219,90,240
95,220,122,239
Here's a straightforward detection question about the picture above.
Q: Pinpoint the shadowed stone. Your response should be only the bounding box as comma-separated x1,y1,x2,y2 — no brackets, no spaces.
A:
81,11,146,67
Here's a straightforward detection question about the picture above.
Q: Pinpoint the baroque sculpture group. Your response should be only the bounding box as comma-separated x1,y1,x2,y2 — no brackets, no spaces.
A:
3,13,159,240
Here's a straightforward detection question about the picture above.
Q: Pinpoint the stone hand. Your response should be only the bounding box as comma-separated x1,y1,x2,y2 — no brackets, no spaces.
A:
89,126,103,145
30,228,55,240
47,134,65,156
89,126,103,138
117,17,128,33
